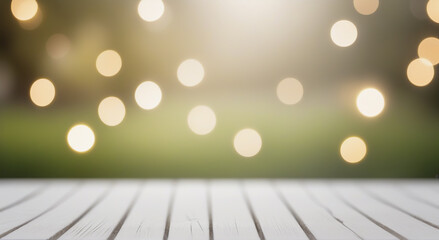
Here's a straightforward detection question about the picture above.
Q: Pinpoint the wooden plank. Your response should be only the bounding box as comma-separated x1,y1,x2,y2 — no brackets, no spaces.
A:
277,181,361,240
334,182,439,239
114,180,173,240
401,184,439,209
304,182,398,240
58,181,140,240
167,180,209,240
210,180,260,240
364,183,439,228
0,181,44,211
0,181,77,238
244,180,308,240
2,181,110,240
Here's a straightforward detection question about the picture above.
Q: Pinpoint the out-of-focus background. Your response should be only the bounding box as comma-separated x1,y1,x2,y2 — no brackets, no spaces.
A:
0,0,438,178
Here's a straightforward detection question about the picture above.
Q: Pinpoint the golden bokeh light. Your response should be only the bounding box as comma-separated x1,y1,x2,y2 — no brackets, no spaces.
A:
233,128,262,158
138,0,165,22
356,88,385,118
418,37,439,65
46,34,71,59
353,0,379,15
29,78,55,107
11,0,38,21
330,20,358,47
18,8,42,30
276,78,304,105
67,124,95,153
427,0,439,23
135,81,162,110
187,105,216,135
340,136,367,163
96,50,122,77
407,58,434,87
98,97,126,126
177,59,205,87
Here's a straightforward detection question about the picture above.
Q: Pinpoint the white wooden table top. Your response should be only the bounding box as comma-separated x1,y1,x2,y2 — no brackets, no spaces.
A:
0,180,438,240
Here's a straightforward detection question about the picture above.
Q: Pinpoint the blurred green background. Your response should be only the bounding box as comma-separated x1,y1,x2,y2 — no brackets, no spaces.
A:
0,0,438,178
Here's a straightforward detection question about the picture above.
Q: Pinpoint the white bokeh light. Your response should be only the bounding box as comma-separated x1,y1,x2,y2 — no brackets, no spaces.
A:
233,129,262,158
177,59,205,87
356,88,385,117
11,0,38,21
135,81,162,110
330,20,358,47
98,97,126,126
96,50,122,77
340,136,367,163
407,58,435,87
29,78,55,107
187,105,216,135
138,0,165,22
67,124,95,153
276,78,304,105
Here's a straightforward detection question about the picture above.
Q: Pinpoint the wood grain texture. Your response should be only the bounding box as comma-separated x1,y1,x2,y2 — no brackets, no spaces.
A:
58,181,140,240
114,180,173,240
244,180,308,240
210,180,260,240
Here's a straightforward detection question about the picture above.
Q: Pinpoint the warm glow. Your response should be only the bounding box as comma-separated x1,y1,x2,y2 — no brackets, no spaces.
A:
46,34,71,59
138,0,165,22
187,105,216,135
330,20,358,47
177,59,205,87
29,78,55,107
356,88,385,117
340,136,367,163
67,124,95,153
418,37,439,65
11,0,38,21
135,81,162,110
276,78,304,105
427,0,439,23
18,8,42,30
407,58,434,87
96,50,122,77
233,129,262,157
353,0,379,15
98,97,126,126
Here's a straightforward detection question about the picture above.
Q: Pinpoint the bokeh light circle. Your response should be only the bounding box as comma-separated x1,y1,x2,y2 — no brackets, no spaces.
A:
407,58,434,87
427,0,439,23
96,50,122,77
234,128,262,157
98,97,126,126
11,0,38,21
353,0,379,15
30,78,55,107
177,59,205,87
135,81,162,110
418,37,439,65
340,136,367,163
356,88,385,117
276,78,304,105
67,124,95,153
187,105,216,135
138,0,165,22
330,20,358,47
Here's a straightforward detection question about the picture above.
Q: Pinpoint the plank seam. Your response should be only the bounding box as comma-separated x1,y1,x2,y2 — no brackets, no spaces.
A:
162,180,176,240
207,180,213,240
398,186,439,210
0,185,46,212
241,181,266,240
0,183,81,239
273,182,316,240
331,185,407,240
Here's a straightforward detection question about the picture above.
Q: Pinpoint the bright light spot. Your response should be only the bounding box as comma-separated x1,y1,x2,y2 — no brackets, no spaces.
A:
46,34,71,59
11,0,38,21
340,136,367,163
187,105,216,135
356,88,385,117
18,8,42,30
427,0,439,23
177,59,205,87
96,50,122,77
418,37,439,65
407,58,434,87
276,78,304,105
67,124,95,153
330,20,358,47
353,0,379,15
135,81,162,110
138,0,165,22
234,129,262,158
98,97,126,126
29,78,55,107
